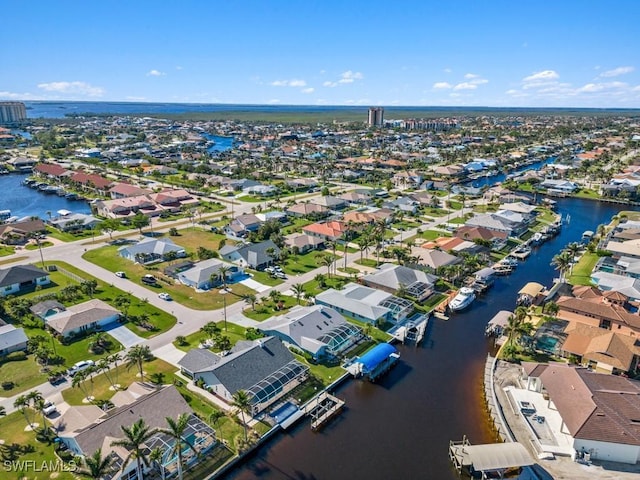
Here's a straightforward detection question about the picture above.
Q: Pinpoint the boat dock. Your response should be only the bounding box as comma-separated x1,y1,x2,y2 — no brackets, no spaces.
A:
304,391,345,431
390,313,429,345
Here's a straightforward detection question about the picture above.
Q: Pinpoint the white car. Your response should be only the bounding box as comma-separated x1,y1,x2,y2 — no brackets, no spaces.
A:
115,271,126,278
158,292,172,301
67,359,95,377
43,401,57,416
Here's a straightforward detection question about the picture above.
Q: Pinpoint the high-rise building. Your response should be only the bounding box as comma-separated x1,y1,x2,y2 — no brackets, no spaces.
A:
0,102,27,124
367,107,384,127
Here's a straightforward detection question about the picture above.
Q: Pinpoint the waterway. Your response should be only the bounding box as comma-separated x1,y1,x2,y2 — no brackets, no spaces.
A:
201,133,234,154
0,173,91,220
225,197,627,480
467,156,557,189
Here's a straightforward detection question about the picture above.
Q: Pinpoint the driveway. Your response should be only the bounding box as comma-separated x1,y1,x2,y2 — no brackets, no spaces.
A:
240,277,271,293
104,323,144,348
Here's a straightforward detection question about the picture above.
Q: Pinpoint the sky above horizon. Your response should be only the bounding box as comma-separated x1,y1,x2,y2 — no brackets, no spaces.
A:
2,1,640,108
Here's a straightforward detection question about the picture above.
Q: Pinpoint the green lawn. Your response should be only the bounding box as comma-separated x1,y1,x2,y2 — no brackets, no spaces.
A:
568,252,598,286
173,323,249,353
242,295,300,322
0,356,49,395
0,412,75,480
0,245,16,256
346,317,393,343
247,269,283,287
46,227,95,243
282,250,322,275
282,217,314,235
302,275,350,296
169,227,230,253
62,358,177,405
25,241,53,250
354,258,380,268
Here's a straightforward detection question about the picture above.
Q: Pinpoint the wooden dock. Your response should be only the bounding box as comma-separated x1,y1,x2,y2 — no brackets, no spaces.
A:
304,392,345,431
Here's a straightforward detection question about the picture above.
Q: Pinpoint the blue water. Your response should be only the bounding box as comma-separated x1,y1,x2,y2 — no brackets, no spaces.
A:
201,133,234,153
468,156,557,189
0,173,91,219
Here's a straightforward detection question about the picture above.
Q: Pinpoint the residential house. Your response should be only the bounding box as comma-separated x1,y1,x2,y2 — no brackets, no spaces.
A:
258,305,363,360
45,299,121,338
303,221,348,242
178,337,309,415
392,170,423,189
539,178,578,193
285,203,330,219
604,239,640,260
521,363,640,464
455,225,508,245
284,233,326,254
0,219,47,244
109,182,153,199
410,247,460,270
383,197,418,214
0,322,29,355
94,195,160,218
178,258,243,290
118,237,186,265
309,195,348,210
30,299,65,319
55,385,216,480
219,240,279,271
225,214,262,239
49,213,100,232
68,172,113,195
0,265,50,297
464,209,528,237
316,282,413,325
361,263,437,302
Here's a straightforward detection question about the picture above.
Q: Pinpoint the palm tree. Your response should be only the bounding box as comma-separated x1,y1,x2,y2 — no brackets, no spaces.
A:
33,397,49,434
200,321,220,340
292,283,304,305
551,251,572,282
72,369,93,402
231,390,252,442
503,307,534,359
314,273,326,288
242,293,258,311
317,254,334,278
126,345,153,380
114,295,131,319
214,265,231,290
158,414,198,480
13,395,33,429
356,234,371,262
208,409,225,427
111,419,156,480
77,448,115,480
109,353,122,389
98,358,118,391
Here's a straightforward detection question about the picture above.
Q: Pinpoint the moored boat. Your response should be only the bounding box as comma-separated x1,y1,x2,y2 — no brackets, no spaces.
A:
449,287,476,312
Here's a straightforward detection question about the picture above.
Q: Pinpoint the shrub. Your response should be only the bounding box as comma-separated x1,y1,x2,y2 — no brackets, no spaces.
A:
2,381,15,390
3,351,27,362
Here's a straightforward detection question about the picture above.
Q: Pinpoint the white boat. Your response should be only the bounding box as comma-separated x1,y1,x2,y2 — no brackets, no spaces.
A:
449,287,476,312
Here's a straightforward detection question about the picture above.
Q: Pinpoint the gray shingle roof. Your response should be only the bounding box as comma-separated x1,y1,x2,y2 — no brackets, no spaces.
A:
0,265,48,288
0,325,28,351
362,263,436,292
178,348,221,373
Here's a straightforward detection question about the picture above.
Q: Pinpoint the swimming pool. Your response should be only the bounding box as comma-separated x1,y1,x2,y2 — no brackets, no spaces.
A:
535,335,560,353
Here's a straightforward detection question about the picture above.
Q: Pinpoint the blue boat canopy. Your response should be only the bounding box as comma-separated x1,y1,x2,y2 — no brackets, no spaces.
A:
357,343,398,372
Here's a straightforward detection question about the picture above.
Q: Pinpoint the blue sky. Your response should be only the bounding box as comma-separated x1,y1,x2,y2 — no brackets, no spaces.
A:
2,1,640,107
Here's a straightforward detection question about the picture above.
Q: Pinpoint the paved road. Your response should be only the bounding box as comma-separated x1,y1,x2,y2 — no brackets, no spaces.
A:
0,190,469,414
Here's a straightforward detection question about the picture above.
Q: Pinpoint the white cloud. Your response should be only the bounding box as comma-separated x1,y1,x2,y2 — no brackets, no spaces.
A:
323,81,337,88
270,79,307,87
600,66,634,78
453,82,478,91
147,69,165,76
443,68,452,73
464,73,479,79
301,87,315,94
523,70,559,82
338,70,364,84
37,81,104,97
433,82,452,89
175,66,183,71
0,91,33,99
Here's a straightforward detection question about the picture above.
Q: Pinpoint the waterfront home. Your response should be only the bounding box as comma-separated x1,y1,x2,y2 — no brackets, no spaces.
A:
520,362,640,464
178,337,309,415
94,195,160,218
0,321,28,355
316,282,413,325
539,178,578,194
0,265,50,297
68,171,113,195
0,218,47,244
361,263,436,302
498,202,537,216
224,214,262,239
590,271,640,302
219,239,280,270
303,220,348,242
45,299,121,338
464,210,528,237
604,239,640,260
455,225,508,245
34,162,70,180
49,213,100,232
258,305,363,361
118,237,186,264
178,258,243,290
108,182,153,199
560,322,640,374
150,188,198,208
410,247,460,270
55,384,216,480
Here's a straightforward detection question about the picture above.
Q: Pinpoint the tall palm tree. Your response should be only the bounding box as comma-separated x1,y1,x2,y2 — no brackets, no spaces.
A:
232,390,252,442
13,395,33,428
291,283,304,305
98,358,117,391
317,254,333,278
33,398,49,434
77,448,115,480
109,353,122,389
126,345,153,380
242,293,258,311
215,265,231,290
111,419,156,480
551,251,572,282
200,321,220,340
158,414,198,480
72,369,92,402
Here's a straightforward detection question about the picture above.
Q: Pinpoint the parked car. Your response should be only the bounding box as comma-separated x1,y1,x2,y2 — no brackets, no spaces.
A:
141,274,157,285
158,292,172,301
43,401,57,416
273,271,287,279
67,359,95,377
265,266,275,273
115,271,126,278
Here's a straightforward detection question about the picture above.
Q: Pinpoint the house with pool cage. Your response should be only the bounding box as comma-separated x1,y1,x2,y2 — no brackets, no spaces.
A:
258,305,364,361
55,384,216,480
178,336,309,415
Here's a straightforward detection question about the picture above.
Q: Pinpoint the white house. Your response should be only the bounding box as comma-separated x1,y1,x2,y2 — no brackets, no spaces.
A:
0,265,50,297
45,299,121,338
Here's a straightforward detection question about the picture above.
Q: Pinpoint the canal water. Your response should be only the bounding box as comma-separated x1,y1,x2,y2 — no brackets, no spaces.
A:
225,197,627,480
0,173,91,220
468,156,557,189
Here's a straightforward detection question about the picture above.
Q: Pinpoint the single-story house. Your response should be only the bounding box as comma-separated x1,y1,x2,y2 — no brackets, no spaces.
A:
539,179,578,193
178,258,244,290
284,233,326,254
410,247,460,270
0,265,50,297
118,237,186,264
30,299,66,319
286,203,330,219
0,219,47,245
49,213,100,232
224,214,262,239
178,337,309,415
316,282,414,325
361,263,437,302
0,323,29,355
219,240,280,271
45,299,121,338
258,305,364,360
309,195,348,210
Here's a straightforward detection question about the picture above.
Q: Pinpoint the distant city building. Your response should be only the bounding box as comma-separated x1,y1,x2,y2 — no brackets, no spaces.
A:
0,102,27,124
367,107,384,127
384,118,459,131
